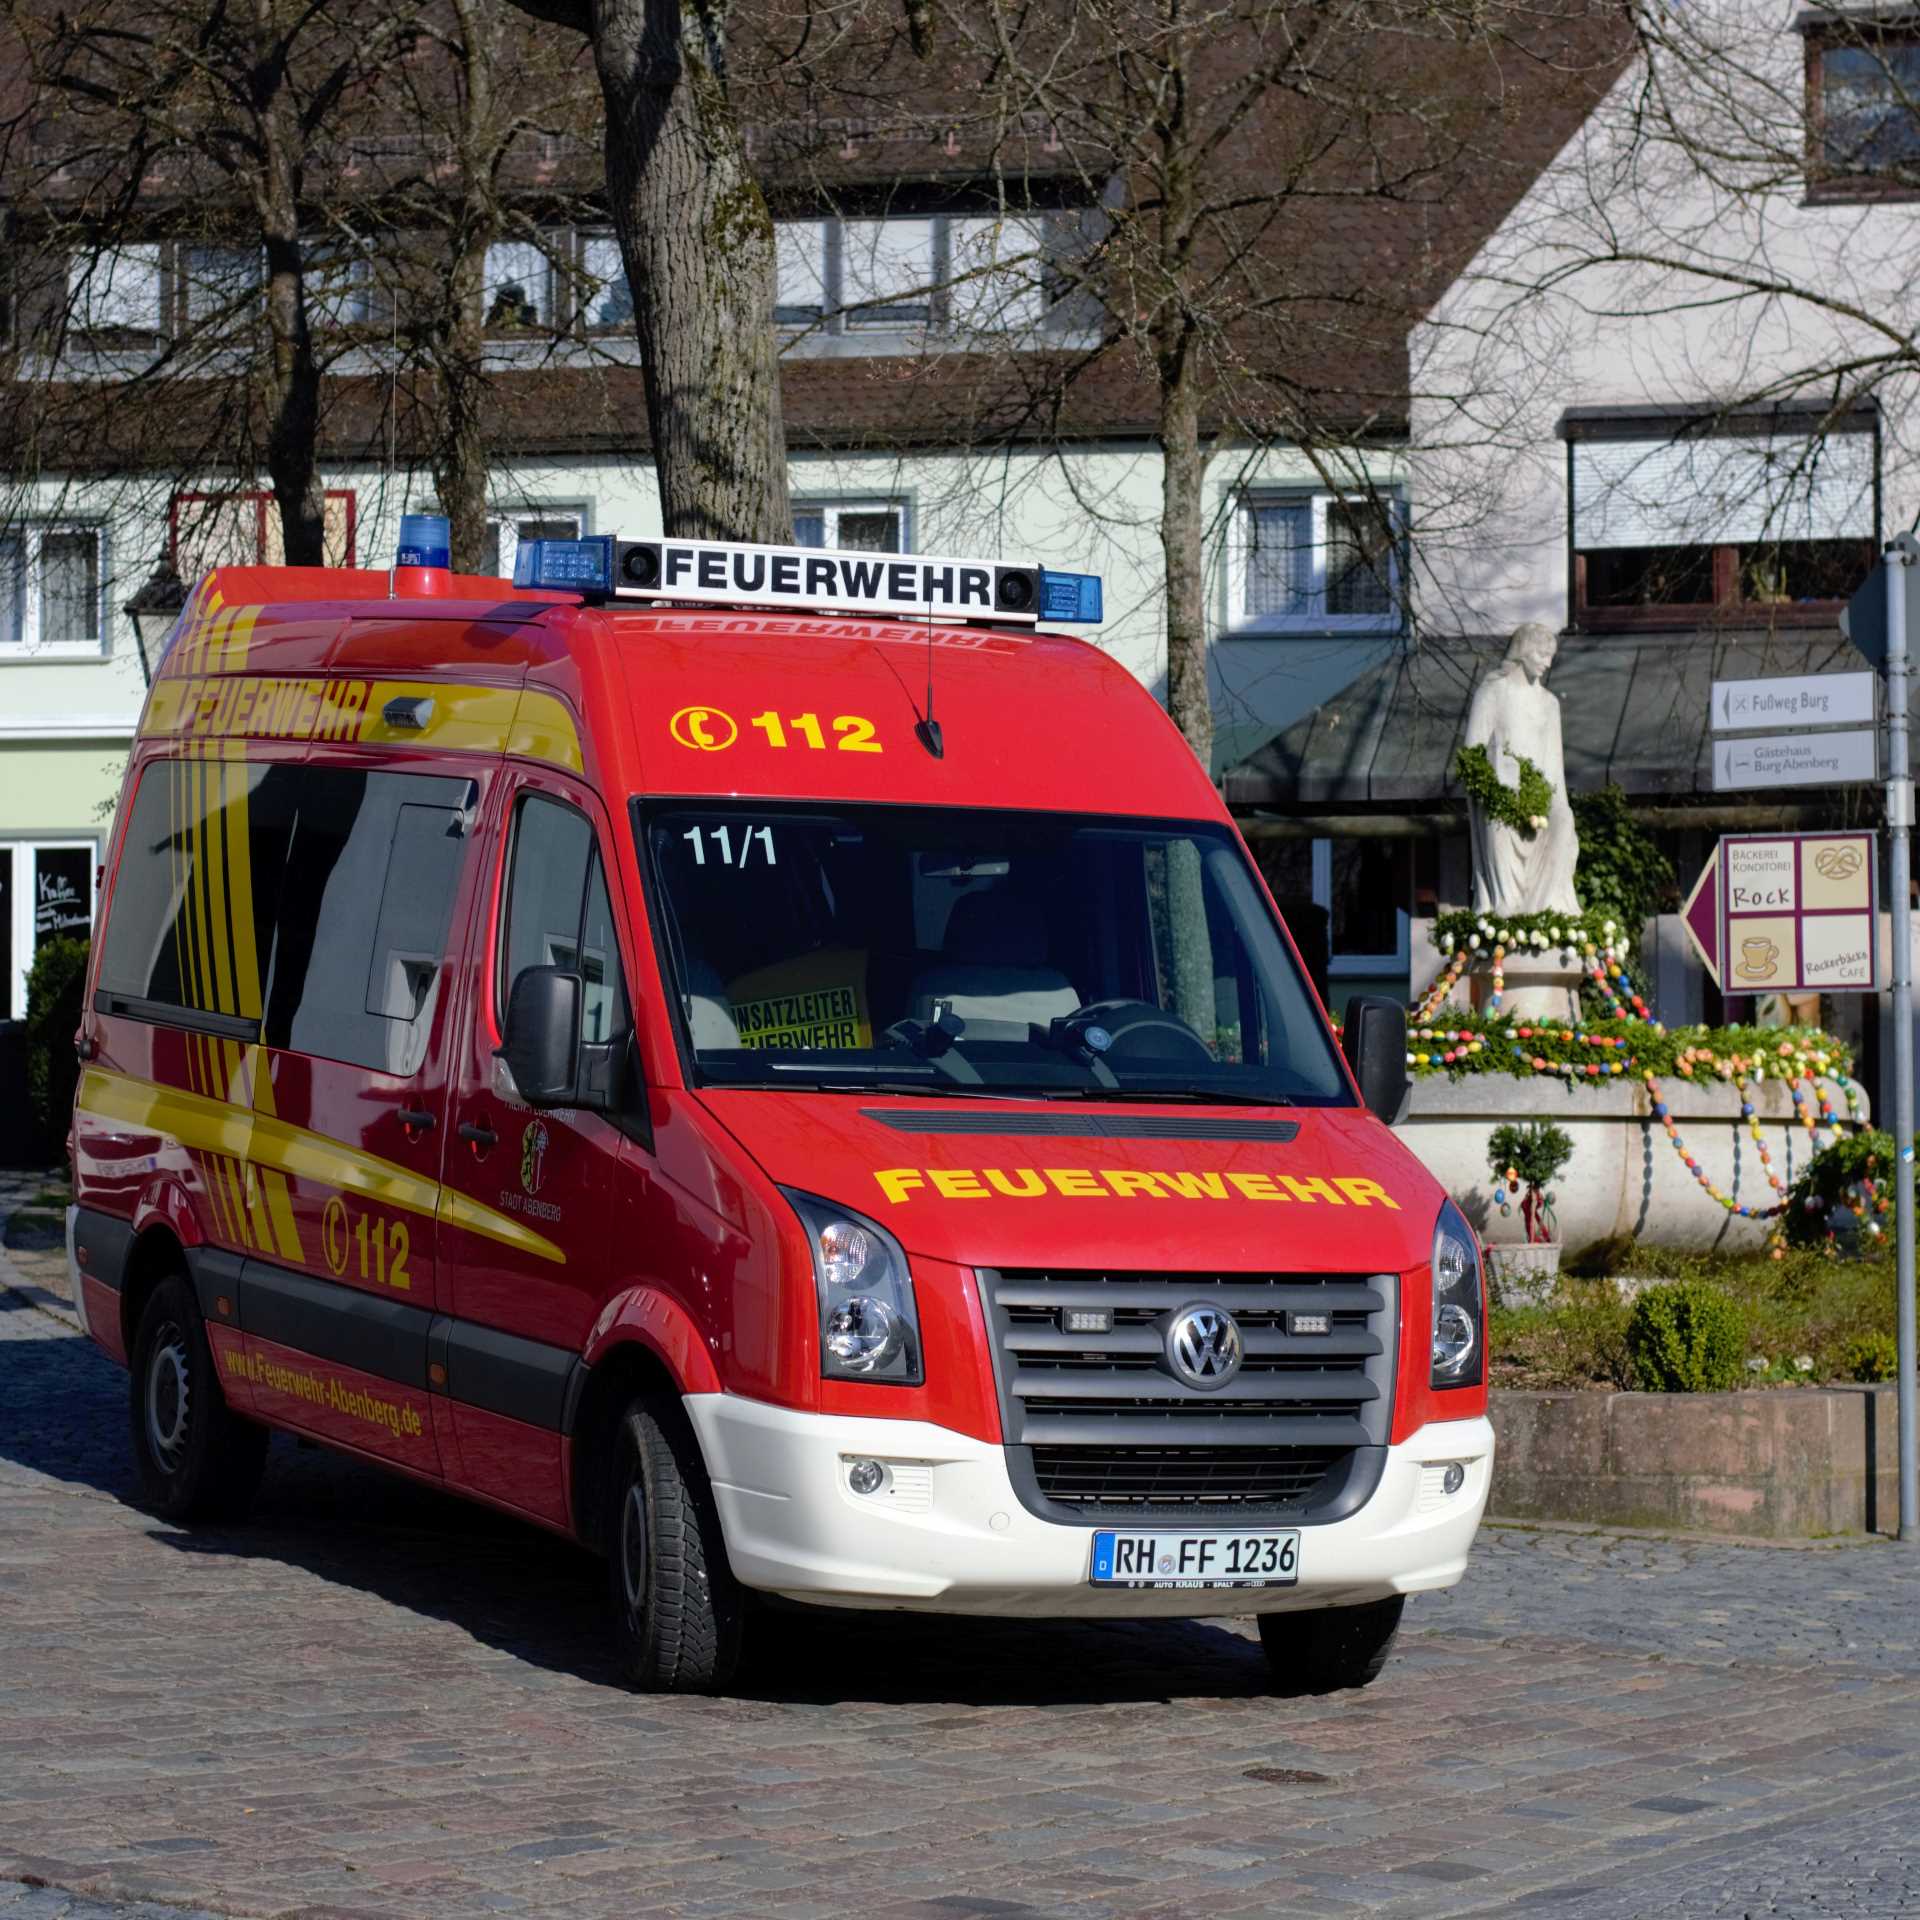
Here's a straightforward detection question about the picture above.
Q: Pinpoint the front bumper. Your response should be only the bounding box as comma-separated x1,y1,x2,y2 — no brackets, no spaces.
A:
685,1394,1494,1617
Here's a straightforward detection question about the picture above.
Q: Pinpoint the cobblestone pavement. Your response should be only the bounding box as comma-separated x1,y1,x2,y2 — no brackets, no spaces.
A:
3,1196,1918,1920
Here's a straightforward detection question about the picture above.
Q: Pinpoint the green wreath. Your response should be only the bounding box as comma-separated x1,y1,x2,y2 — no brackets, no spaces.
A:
1454,742,1553,839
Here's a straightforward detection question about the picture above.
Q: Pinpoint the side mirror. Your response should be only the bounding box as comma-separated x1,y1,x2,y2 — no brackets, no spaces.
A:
502,967,581,1106
1342,994,1409,1127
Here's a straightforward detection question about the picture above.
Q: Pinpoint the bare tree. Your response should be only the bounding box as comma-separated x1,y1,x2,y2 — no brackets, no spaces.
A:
7,0,412,562
828,0,1627,767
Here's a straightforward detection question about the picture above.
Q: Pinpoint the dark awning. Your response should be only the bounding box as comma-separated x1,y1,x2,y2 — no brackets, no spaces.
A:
1223,627,1872,808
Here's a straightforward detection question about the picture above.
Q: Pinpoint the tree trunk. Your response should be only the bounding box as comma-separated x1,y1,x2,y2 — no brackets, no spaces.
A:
1160,370,1213,772
589,0,791,541
433,258,493,575
253,0,326,567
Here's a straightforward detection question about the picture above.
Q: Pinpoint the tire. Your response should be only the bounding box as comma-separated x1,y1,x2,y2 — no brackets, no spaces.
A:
606,1395,744,1693
1258,1596,1405,1695
128,1274,268,1523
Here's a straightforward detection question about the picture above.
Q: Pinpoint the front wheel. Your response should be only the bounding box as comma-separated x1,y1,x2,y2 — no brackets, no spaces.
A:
128,1274,268,1522
606,1396,744,1692
1257,1596,1405,1694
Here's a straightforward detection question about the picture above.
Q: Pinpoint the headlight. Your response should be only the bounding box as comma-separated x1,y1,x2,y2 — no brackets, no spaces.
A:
1431,1199,1484,1388
783,1189,923,1385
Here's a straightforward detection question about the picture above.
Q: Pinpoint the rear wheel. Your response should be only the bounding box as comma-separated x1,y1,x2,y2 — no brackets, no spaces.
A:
1257,1596,1405,1694
606,1395,744,1692
128,1274,268,1522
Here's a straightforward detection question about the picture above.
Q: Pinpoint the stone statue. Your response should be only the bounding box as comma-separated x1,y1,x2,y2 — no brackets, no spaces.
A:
1464,621,1581,917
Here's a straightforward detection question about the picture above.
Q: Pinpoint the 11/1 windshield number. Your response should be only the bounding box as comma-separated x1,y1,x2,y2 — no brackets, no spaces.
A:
683,824,776,868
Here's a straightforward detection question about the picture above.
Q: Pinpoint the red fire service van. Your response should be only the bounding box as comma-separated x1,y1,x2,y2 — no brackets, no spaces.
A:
68,517,1491,1693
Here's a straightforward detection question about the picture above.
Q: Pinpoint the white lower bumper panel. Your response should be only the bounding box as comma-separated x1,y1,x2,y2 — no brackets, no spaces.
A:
684,1394,1494,1618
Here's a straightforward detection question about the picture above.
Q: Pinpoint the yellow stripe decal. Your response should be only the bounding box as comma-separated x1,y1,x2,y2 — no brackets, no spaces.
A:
77,1068,563,1266
140,670,584,778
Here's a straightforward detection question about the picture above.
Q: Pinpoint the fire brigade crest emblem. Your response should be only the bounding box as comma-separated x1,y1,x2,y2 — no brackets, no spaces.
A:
520,1119,549,1196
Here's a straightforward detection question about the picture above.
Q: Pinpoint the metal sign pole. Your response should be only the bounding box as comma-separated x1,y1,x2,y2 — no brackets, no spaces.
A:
1885,541,1918,1543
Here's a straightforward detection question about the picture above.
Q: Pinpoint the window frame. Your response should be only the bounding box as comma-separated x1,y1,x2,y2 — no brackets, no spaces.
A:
1228,488,1405,637
790,497,912,552
1803,22,1920,200
169,488,359,576
770,209,1057,338
67,243,165,342
1314,838,1411,977
1564,417,1880,632
482,506,588,581
4,836,101,1020
0,522,109,658
482,235,560,334
573,228,635,335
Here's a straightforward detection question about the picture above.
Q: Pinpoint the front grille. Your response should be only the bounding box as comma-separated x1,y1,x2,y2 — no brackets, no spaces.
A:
980,1267,1397,1519
1031,1446,1347,1507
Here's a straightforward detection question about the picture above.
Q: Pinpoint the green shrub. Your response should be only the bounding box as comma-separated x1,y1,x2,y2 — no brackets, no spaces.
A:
1782,1129,1903,1251
1625,1280,1747,1392
1487,1119,1573,1189
1570,785,1677,966
1841,1332,1900,1384
24,936,90,1159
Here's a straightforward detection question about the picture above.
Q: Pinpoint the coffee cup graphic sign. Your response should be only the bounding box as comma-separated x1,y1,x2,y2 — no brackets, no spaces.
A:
1684,832,1879,995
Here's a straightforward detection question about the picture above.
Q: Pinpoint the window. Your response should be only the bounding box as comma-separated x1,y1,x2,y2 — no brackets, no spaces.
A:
305,238,373,328
1810,29,1920,186
842,218,935,328
947,215,1046,332
182,246,261,333
643,802,1347,1101
97,761,471,1075
578,231,633,331
69,245,162,335
483,240,552,330
482,510,583,580
776,221,827,325
771,207,1066,336
4,842,99,1020
170,489,357,579
1568,423,1876,629
1232,491,1401,633
500,794,632,1076
792,500,905,551
0,525,104,652
1250,835,1411,984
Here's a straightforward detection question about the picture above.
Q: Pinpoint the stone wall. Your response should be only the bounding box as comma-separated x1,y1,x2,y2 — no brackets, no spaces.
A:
1488,1386,1899,1539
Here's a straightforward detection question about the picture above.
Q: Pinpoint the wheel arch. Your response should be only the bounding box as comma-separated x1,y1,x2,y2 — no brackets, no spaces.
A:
119,1223,192,1360
568,1340,687,1556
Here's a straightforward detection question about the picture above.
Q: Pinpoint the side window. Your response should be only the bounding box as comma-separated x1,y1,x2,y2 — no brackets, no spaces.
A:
500,792,632,1062
99,759,468,1075
98,758,297,1023
265,768,472,1074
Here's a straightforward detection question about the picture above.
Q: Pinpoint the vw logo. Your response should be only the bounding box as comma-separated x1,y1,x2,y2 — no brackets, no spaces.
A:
1165,1303,1243,1391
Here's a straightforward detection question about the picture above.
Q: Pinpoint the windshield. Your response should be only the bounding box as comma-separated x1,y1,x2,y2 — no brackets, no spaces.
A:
639,803,1350,1105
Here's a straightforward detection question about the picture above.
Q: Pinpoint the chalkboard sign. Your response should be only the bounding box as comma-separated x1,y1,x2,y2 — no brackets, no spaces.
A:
34,847,92,950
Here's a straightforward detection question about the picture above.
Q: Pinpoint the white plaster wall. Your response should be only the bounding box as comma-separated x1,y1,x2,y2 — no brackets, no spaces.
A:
1409,0,1920,638
2,441,1401,770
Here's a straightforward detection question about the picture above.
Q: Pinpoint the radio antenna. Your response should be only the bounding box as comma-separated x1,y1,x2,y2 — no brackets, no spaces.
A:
915,607,944,758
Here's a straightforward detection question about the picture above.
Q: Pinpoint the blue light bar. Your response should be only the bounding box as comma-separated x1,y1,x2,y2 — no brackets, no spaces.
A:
396,513,450,569
514,536,615,593
1038,568,1103,624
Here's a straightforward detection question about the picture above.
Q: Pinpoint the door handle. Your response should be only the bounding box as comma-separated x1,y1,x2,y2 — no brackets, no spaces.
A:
458,1119,498,1156
398,1107,438,1135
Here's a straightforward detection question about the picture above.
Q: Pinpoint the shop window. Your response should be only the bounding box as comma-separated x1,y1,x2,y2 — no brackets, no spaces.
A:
1569,422,1876,629
6,841,98,1020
